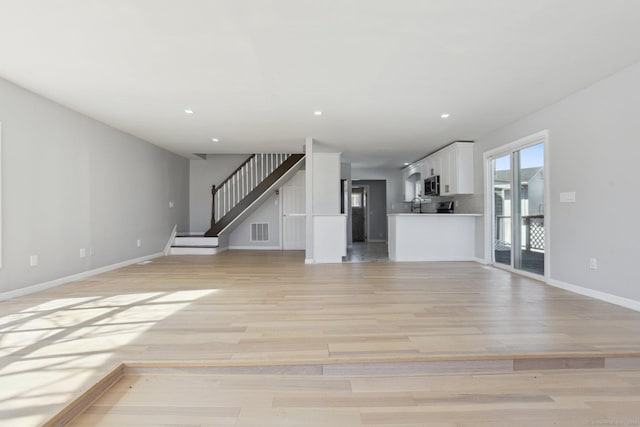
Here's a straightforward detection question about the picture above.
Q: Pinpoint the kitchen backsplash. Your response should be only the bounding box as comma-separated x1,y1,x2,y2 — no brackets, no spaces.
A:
392,194,483,214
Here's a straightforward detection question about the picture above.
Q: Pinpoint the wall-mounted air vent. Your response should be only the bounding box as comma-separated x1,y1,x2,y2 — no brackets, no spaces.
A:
251,223,269,242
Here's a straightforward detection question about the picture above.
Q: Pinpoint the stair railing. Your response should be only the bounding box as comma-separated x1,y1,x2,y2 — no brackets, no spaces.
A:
212,153,291,224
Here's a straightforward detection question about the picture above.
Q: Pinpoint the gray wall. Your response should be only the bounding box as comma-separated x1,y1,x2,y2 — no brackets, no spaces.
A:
352,179,387,242
189,154,250,232
0,77,189,294
351,167,402,214
472,60,640,302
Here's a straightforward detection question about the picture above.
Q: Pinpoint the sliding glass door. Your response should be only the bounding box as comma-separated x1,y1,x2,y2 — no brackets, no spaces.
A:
490,140,545,276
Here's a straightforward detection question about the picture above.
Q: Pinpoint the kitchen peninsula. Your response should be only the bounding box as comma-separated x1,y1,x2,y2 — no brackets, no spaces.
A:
388,213,482,261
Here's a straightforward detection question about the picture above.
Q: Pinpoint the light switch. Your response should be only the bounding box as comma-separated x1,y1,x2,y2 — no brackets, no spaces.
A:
560,192,576,203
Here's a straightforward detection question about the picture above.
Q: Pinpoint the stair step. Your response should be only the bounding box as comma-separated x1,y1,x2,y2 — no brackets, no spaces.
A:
173,236,219,247
169,246,221,255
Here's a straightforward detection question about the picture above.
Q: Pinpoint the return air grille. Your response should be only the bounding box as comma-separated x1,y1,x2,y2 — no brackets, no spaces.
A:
250,223,269,242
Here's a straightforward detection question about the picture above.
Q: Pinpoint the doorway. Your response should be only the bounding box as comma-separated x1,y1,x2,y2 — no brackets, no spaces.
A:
485,131,548,277
346,180,388,263
352,186,367,242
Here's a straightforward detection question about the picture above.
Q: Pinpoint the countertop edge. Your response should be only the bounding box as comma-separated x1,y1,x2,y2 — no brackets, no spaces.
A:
387,213,483,216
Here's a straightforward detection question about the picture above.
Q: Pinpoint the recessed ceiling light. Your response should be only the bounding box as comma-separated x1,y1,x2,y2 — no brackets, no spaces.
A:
184,109,194,115
211,138,219,142
404,162,410,166
314,111,323,116
441,113,450,119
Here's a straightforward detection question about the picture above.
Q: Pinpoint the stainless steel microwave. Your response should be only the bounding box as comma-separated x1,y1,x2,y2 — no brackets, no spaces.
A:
424,175,440,196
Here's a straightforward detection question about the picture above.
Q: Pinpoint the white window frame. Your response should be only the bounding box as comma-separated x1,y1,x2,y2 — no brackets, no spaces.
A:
482,130,550,281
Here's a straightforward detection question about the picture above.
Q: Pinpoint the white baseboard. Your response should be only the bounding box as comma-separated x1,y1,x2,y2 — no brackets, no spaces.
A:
229,246,282,250
472,257,489,265
305,258,314,264
547,278,640,312
164,224,178,255
0,252,164,302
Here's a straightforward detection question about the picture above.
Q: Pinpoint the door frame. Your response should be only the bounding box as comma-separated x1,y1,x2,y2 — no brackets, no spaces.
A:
351,184,369,242
482,130,550,281
280,170,306,250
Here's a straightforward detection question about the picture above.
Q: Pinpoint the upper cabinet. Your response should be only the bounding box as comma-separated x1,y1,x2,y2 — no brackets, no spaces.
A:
402,142,474,198
440,142,474,195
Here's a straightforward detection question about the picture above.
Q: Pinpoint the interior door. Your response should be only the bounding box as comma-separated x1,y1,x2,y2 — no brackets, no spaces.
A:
352,187,366,242
282,171,306,250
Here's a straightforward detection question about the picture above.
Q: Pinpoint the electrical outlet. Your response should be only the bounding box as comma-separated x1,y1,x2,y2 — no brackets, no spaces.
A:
137,239,142,248
30,255,38,267
455,200,459,208
589,258,597,269
89,247,94,256
80,248,86,258
169,201,174,208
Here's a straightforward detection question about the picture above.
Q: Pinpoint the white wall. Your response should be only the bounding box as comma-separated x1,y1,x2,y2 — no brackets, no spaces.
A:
0,77,189,295
189,154,250,232
472,60,640,302
312,153,341,214
305,140,345,263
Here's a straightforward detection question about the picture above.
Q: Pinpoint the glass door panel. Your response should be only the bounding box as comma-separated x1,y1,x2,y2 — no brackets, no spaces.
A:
492,154,512,266
516,143,545,275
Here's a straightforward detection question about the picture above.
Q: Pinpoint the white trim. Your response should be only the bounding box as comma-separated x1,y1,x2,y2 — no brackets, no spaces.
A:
482,130,550,281
548,278,640,313
483,130,549,158
0,252,164,302
180,231,206,236
229,245,282,250
491,261,546,282
278,183,284,248
0,122,2,269
304,258,314,264
472,256,489,265
164,224,178,255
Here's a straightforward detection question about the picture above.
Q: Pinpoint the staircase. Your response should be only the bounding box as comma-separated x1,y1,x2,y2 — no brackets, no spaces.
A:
169,235,221,255
205,153,305,237
169,153,305,255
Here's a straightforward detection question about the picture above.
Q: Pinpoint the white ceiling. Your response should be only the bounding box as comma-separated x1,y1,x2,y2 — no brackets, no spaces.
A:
1,1,640,168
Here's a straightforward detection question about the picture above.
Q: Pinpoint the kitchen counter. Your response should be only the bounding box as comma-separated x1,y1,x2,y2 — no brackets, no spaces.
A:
388,213,482,216
388,213,481,262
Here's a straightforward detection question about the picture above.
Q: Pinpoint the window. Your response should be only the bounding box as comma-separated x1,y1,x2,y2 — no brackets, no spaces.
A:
351,192,362,207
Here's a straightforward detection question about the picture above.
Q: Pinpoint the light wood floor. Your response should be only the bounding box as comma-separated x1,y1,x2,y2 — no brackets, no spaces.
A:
69,369,640,427
2,250,640,426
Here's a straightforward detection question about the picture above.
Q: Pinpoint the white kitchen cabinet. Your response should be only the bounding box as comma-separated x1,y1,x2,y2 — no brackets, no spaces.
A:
422,156,439,178
439,142,474,195
402,141,474,200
